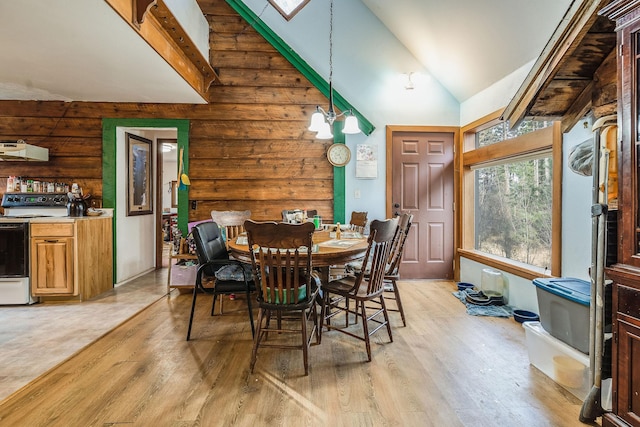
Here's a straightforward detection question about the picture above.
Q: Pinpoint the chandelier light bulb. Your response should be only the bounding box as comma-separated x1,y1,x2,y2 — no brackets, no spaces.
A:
316,121,334,139
308,110,325,132
342,114,361,134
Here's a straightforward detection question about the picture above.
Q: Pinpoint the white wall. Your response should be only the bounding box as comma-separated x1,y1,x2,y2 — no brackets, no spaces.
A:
162,157,178,213
115,127,177,284
562,116,594,281
460,60,535,125
164,0,209,58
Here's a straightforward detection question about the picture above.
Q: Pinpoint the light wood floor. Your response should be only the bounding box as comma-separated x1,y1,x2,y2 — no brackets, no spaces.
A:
0,277,598,426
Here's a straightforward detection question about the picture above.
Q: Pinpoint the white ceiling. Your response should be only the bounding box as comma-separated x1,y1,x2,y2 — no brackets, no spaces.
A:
0,0,573,104
360,0,574,101
0,0,205,103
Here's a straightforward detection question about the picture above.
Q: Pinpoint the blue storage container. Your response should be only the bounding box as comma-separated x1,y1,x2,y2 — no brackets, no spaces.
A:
532,278,591,354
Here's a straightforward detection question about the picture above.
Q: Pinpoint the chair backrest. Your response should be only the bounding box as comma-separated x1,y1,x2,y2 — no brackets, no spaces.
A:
354,217,398,296
192,221,229,275
349,211,368,233
386,213,414,276
210,210,251,242
244,220,315,305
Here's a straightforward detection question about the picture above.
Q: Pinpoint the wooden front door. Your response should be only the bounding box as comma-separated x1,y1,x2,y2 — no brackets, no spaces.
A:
391,131,454,279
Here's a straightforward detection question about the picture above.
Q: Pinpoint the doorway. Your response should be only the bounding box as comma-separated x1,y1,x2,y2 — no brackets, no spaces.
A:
102,119,189,284
158,138,177,267
386,126,458,279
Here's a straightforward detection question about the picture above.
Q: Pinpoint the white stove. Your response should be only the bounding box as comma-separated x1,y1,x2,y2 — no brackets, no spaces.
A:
2,192,69,218
0,193,69,304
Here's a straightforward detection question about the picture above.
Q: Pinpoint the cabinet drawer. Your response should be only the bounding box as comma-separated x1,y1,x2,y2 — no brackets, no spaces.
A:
31,223,74,237
618,284,640,321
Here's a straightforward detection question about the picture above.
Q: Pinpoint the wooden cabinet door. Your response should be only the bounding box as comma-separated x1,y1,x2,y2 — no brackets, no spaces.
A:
31,237,74,295
616,317,640,426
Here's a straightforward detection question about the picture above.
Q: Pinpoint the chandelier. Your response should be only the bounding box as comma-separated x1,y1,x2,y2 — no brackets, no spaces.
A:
308,0,361,139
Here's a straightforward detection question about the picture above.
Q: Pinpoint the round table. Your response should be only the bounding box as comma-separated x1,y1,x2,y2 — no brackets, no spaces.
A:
227,230,369,282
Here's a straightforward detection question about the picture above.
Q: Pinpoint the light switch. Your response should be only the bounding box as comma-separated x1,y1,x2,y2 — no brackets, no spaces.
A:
354,189,361,199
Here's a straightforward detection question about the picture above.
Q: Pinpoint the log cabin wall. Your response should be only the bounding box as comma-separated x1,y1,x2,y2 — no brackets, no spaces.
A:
0,0,333,223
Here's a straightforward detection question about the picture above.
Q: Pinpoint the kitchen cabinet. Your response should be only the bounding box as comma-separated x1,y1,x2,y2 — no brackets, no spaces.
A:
31,223,74,295
600,2,640,426
30,217,113,301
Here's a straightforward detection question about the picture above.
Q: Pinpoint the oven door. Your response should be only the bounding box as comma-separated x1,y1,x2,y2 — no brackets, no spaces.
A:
0,222,28,277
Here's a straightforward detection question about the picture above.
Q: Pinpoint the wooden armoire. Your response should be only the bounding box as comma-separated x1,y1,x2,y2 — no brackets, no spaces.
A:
601,1,640,426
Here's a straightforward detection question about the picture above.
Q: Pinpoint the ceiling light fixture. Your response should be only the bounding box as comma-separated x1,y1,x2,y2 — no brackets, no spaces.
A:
404,72,415,90
308,0,361,140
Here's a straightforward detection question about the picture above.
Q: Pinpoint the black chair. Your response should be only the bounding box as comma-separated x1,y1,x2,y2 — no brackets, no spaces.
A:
186,221,256,340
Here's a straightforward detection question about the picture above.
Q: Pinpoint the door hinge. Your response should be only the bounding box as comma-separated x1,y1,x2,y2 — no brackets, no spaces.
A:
619,44,624,57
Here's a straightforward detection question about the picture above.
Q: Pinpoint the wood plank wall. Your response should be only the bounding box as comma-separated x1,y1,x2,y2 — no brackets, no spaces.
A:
0,0,334,223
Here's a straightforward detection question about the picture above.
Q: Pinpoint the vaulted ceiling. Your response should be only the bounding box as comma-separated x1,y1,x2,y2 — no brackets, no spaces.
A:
0,0,597,107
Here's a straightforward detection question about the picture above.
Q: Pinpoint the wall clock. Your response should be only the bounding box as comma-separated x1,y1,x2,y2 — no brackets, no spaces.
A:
327,143,351,167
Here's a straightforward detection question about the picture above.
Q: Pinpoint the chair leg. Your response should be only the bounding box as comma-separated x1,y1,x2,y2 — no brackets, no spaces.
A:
211,293,218,316
345,297,350,327
312,300,321,344
250,308,266,373
391,279,406,326
186,285,199,341
246,290,255,338
360,300,372,362
301,310,309,375
380,295,393,343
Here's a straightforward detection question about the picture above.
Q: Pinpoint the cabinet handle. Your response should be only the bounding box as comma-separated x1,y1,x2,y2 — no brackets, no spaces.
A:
44,240,59,243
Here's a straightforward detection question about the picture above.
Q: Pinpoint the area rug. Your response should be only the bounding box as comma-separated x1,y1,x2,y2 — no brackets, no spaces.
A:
452,290,513,318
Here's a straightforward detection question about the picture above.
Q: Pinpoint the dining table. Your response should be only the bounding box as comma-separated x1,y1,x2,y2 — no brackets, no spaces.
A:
227,229,369,284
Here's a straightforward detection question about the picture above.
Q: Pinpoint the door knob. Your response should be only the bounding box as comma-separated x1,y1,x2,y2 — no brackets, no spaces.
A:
393,203,400,208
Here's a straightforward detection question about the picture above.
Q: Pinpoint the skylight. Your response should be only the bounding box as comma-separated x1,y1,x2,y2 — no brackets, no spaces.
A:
268,0,310,20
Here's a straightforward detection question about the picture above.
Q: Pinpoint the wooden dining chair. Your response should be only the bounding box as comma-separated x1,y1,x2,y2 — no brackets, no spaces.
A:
186,221,256,340
349,211,368,233
343,213,413,326
320,217,398,361
383,213,413,326
210,209,251,242
244,220,320,375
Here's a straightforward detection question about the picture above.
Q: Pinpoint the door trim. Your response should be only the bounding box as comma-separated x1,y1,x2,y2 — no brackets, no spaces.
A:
385,125,460,279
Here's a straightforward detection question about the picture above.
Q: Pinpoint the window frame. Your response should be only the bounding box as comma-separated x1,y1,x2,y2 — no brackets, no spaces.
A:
458,110,562,280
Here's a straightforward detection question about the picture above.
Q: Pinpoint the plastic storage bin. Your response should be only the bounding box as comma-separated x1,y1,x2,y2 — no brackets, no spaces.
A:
532,277,590,354
523,321,590,400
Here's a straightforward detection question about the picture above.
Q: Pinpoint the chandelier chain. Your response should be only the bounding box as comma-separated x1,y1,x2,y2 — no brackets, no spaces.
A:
329,0,333,84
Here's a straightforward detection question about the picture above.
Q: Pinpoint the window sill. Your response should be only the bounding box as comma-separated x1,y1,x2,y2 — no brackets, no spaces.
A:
457,249,554,281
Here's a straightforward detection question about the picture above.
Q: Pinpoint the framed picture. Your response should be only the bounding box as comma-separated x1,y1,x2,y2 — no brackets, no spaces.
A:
126,133,153,216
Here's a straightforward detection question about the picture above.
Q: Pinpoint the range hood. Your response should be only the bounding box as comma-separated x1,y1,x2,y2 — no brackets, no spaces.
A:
0,140,48,161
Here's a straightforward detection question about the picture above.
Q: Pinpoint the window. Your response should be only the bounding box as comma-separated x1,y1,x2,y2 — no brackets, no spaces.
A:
460,112,561,279
268,0,310,21
475,157,553,269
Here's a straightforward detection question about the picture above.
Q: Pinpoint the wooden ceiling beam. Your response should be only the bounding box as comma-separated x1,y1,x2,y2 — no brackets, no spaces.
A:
502,0,612,129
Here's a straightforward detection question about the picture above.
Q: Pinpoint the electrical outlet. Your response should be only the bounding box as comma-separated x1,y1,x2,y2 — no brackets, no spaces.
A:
191,200,197,210
354,189,361,199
